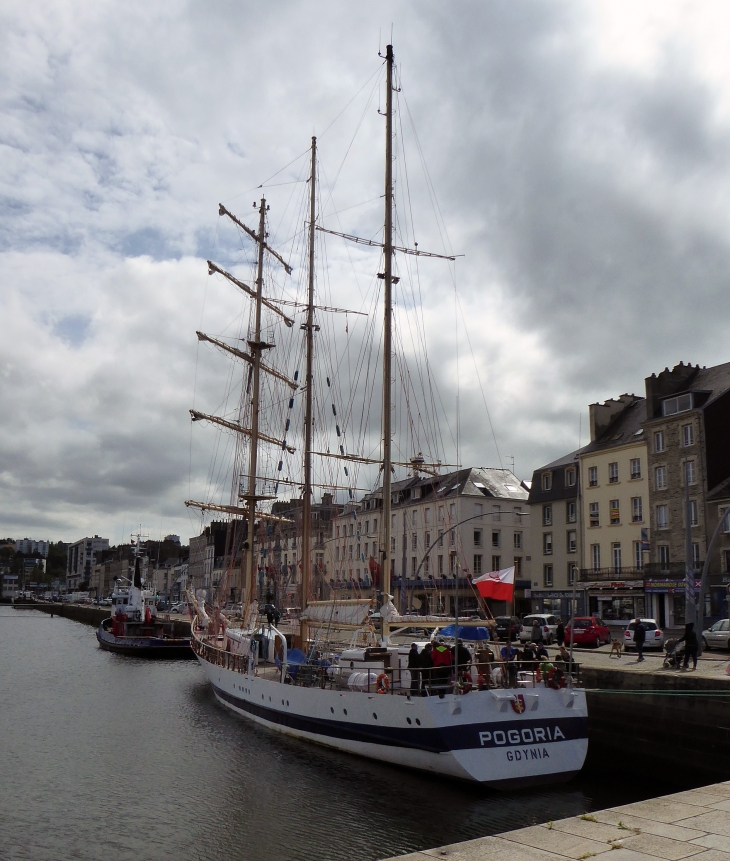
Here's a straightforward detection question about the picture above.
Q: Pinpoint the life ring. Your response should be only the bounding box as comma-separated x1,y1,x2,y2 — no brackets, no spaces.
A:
456,671,473,694
376,673,390,694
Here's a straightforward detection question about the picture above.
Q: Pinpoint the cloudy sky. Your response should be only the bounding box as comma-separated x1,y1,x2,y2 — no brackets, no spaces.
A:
3,0,730,545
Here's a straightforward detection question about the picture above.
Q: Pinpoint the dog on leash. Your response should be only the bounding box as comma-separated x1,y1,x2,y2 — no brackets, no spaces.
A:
609,639,623,658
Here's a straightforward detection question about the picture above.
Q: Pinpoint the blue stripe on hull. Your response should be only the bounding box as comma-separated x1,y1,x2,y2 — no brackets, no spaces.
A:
212,683,588,754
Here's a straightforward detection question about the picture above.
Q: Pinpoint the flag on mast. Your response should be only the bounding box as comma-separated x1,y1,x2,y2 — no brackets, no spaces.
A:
473,566,515,601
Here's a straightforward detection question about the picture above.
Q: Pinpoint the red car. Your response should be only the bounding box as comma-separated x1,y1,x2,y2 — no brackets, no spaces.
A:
564,616,611,648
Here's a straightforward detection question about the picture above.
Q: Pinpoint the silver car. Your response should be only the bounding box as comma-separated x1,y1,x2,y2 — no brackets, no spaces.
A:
702,619,730,651
623,618,665,650
519,614,559,644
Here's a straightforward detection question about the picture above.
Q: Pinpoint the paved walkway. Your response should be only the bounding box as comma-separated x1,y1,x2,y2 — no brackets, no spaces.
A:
381,782,730,861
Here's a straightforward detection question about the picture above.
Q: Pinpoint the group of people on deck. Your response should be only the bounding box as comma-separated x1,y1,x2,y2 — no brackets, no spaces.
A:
406,632,577,696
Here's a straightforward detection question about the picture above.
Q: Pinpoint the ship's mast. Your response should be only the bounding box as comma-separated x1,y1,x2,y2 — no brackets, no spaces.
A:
244,198,268,610
381,44,394,639
300,137,317,649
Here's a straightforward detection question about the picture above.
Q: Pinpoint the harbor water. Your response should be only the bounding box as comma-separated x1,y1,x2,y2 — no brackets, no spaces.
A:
0,606,704,861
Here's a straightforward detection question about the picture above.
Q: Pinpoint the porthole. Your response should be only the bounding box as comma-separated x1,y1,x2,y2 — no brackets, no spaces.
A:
330,707,334,714
406,717,412,725
343,709,348,715
373,713,378,720
262,695,264,700
286,700,289,706
415,718,421,726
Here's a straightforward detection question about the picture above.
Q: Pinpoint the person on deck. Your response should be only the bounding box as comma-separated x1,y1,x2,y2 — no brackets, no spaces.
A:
419,642,434,695
431,639,453,696
407,643,421,694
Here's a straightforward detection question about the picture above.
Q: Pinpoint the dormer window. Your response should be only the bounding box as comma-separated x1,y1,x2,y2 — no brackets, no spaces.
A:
412,487,421,500
565,468,576,487
662,393,692,416
542,472,552,491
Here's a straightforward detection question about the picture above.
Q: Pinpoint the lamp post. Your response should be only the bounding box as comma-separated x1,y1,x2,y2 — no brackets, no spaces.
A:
695,508,730,657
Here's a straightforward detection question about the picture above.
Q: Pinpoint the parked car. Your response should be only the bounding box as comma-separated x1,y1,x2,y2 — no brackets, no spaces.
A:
702,619,730,651
169,602,190,615
519,614,559,644
623,618,665,651
494,615,521,641
564,617,611,647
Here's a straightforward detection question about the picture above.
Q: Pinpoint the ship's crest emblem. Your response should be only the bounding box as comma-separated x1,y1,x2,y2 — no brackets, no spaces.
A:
511,694,526,714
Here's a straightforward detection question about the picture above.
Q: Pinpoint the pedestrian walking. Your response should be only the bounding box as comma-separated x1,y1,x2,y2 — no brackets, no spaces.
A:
633,618,646,662
677,622,698,671
531,619,543,644
407,642,421,694
556,620,565,647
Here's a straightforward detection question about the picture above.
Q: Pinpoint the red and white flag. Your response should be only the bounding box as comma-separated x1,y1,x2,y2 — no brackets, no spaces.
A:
473,566,515,601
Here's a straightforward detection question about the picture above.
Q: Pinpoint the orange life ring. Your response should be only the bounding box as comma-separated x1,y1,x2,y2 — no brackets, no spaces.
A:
457,671,473,694
376,672,390,694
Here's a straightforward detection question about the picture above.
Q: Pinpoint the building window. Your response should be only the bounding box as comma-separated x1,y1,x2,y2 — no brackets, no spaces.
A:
542,505,552,526
567,530,577,553
589,502,599,527
654,430,665,453
542,472,552,491
450,555,457,576
473,529,483,547
543,533,553,555
659,545,670,570
631,497,643,522
412,509,419,526
473,503,482,519
412,487,421,500
411,557,417,577
566,501,576,523
591,544,601,570
390,536,396,552
565,467,576,487
424,557,430,576
543,564,553,587
612,543,622,572
689,499,698,527
492,505,501,522
684,459,696,486
721,507,730,533
609,462,619,484
513,532,522,550
411,533,417,551
473,555,482,575
681,423,694,447
391,514,396,529
655,466,667,491
692,543,701,570
633,541,643,570
663,393,692,416
630,458,641,480
514,557,522,576
364,520,369,535
588,466,598,487
567,562,576,585
449,503,456,518
438,555,444,575
425,531,431,548
449,530,455,546
492,555,501,571
610,500,620,525
424,508,431,525
656,504,669,529
438,531,444,548
513,506,522,523
491,531,499,548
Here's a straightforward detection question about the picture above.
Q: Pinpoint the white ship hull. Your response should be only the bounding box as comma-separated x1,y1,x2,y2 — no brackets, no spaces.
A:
195,651,588,787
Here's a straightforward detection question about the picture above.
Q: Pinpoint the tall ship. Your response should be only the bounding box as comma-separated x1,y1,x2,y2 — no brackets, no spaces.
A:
186,45,588,787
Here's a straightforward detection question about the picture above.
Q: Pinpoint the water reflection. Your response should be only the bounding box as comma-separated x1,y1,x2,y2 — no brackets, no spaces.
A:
0,608,701,861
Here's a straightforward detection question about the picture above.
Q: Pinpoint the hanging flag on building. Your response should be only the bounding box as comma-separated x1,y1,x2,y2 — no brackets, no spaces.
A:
473,566,515,601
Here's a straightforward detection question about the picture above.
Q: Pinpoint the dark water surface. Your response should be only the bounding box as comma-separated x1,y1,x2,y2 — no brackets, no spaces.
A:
0,607,705,861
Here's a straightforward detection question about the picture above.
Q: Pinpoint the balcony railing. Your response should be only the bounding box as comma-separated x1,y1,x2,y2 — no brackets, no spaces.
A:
579,567,645,581
643,562,702,578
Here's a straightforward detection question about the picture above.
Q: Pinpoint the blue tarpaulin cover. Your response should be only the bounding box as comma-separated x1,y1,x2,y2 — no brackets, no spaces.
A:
437,625,491,641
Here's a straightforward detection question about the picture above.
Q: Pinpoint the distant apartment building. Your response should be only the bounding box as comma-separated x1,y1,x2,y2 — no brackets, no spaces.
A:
578,394,649,622
330,468,530,615
642,361,730,626
188,522,231,598
15,538,50,558
66,536,109,590
527,451,582,619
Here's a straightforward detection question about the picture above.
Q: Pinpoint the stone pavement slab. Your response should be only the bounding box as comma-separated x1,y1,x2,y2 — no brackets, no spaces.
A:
379,783,730,861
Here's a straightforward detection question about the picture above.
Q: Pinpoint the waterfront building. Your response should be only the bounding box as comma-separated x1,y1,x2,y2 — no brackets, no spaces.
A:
66,536,109,591
527,451,583,619
330,468,530,615
578,394,649,621
642,361,730,626
188,522,230,599
14,538,50,557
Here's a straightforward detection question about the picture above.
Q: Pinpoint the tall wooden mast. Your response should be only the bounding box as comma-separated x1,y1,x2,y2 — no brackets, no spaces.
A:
380,44,395,639
244,198,268,610
300,136,317,648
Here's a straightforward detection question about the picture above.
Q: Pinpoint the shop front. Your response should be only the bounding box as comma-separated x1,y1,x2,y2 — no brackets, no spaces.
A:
585,579,644,622
644,579,717,628
531,590,585,621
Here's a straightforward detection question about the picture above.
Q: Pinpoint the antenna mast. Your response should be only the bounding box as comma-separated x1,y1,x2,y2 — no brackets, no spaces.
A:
301,137,317,649
381,44,394,639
